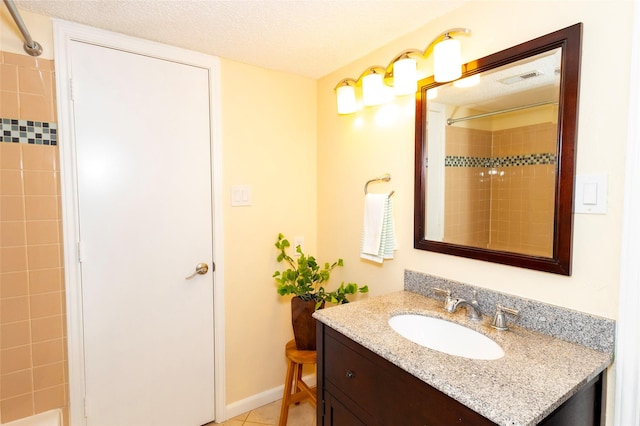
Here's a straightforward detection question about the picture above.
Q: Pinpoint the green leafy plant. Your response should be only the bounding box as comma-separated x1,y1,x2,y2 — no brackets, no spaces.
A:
273,233,368,309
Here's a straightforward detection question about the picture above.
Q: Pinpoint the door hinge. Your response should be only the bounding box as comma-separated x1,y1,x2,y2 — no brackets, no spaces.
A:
83,396,88,418
77,241,83,263
70,78,75,101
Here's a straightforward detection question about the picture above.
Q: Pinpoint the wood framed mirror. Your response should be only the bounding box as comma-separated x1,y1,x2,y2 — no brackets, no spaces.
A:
414,23,582,275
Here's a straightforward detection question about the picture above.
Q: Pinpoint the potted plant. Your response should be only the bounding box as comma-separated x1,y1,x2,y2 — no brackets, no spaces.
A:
273,233,368,350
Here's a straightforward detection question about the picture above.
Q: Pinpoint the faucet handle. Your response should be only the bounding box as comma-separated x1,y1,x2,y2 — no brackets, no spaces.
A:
433,287,450,298
433,288,453,310
491,305,519,331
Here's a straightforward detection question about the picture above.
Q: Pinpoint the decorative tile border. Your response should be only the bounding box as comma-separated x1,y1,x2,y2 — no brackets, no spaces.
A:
0,118,57,145
404,270,616,354
445,156,492,168
493,153,557,167
443,153,557,168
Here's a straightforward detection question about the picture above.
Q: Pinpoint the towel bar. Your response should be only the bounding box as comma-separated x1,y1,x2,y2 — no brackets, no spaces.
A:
364,173,394,197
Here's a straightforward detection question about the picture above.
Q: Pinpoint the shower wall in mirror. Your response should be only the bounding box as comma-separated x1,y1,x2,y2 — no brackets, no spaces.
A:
427,49,561,257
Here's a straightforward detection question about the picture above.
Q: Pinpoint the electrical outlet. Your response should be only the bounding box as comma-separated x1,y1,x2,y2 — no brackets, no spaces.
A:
293,236,304,256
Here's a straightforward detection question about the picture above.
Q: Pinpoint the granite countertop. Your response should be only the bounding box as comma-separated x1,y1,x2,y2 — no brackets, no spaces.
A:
313,290,613,426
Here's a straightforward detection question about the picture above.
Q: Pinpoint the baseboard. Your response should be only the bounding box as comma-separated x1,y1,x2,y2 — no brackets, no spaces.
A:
222,374,316,421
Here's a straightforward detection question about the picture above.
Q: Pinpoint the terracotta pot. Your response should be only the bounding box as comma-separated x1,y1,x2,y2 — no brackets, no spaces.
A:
291,296,323,350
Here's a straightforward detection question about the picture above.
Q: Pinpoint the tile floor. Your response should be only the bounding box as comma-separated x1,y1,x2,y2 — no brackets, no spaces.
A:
215,399,316,426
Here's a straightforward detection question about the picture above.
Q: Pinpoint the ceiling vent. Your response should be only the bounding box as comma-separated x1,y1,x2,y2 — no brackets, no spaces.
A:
499,70,543,85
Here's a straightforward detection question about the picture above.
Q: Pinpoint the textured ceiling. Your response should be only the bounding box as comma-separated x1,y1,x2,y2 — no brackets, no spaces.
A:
12,0,469,79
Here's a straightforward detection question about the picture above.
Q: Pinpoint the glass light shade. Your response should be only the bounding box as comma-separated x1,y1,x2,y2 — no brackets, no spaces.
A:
362,72,385,106
393,57,418,95
336,84,357,114
433,37,462,82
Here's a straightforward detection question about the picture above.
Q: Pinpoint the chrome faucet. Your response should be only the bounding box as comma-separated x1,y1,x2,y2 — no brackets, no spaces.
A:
445,291,482,321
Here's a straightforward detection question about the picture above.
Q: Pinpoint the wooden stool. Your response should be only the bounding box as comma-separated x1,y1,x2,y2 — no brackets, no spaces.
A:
278,340,317,426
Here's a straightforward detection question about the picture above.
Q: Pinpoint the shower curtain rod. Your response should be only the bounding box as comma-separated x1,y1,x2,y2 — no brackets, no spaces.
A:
2,0,42,56
447,100,558,125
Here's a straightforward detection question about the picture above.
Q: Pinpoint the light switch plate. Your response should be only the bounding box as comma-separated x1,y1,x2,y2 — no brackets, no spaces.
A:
230,185,252,206
574,173,607,214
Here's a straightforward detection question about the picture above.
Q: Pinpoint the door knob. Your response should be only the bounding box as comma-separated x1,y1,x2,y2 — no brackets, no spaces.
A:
185,263,209,279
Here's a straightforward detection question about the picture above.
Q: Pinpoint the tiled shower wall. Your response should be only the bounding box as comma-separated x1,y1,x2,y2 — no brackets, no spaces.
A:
444,122,556,257
0,51,68,423
444,127,492,248
489,123,556,257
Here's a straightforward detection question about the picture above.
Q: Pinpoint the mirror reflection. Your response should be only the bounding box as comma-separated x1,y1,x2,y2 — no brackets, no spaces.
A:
414,23,582,275
424,49,561,258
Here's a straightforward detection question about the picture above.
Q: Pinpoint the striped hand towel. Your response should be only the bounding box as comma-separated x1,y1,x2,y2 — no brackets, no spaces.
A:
360,193,397,263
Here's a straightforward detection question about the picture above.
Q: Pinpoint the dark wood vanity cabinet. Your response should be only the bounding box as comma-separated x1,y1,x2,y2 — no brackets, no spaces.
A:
316,323,604,426
317,324,497,425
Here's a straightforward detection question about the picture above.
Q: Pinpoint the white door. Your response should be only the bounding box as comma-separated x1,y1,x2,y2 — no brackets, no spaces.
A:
71,40,215,426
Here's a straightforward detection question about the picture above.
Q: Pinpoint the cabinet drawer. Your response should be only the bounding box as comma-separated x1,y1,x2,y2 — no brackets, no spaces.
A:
324,332,379,415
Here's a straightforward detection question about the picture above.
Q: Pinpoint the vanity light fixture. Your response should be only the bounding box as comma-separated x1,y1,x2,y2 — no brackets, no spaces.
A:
334,28,471,115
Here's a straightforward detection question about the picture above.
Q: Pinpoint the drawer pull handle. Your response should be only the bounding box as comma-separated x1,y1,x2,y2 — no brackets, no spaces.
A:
346,370,356,379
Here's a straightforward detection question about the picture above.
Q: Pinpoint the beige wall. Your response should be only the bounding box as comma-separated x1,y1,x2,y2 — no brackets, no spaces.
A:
0,8,53,60
219,59,317,403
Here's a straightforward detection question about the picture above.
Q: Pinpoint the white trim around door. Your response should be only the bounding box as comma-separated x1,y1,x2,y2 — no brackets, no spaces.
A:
52,19,226,425
614,0,640,423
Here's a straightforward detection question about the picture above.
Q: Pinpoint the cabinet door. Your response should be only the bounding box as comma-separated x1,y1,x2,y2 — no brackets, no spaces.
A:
323,392,366,426
538,372,603,426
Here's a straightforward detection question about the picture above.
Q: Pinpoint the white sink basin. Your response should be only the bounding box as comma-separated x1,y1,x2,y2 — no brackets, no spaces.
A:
388,314,504,360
